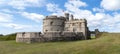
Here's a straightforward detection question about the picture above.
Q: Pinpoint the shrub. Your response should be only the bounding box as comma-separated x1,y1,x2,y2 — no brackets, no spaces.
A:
0,33,16,41
0,34,3,36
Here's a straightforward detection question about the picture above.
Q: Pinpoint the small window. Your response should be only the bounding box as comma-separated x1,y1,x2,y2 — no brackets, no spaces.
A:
22,32,25,37
35,33,37,36
50,21,53,25
65,27,68,31
79,23,81,26
39,32,41,34
72,23,75,26
73,28,76,32
45,30,48,32
62,22,64,26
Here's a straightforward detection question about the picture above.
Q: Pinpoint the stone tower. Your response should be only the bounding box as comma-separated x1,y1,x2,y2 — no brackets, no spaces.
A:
42,15,66,41
43,15,66,33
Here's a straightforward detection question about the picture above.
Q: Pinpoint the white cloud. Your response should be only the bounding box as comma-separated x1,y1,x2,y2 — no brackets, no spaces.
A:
65,0,87,8
94,13,105,20
21,12,45,22
101,0,120,11
1,23,35,30
3,23,27,30
1,9,12,13
0,0,46,10
46,3,64,16
64,0,89,18
0,12,13,22
0,22,42,35
46,0,87,16
90,13,120,32
0,0,8,6
46,3,60,12
65,0,87,12
93,8,105,12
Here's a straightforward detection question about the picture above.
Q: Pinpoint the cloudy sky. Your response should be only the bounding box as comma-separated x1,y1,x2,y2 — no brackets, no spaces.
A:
0,0,120,34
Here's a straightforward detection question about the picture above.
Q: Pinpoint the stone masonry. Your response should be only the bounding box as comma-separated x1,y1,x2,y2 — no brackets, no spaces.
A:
16,13,97,43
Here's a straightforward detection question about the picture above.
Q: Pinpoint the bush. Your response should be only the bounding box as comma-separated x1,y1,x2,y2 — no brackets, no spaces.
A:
0,33,16,41
0,34,3,36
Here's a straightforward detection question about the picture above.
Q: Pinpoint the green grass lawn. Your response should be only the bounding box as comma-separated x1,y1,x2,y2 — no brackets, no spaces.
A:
0,33,120,54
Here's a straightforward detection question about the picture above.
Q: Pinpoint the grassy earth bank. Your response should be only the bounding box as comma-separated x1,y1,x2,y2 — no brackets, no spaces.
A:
0,33,120,54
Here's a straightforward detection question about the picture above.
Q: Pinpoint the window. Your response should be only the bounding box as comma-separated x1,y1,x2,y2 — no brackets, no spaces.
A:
65,27,68,31
62,22,64,26
79,23,81,26
22,32,25,37
50,21,53,25
45,30,48,32
73,28,76,32
35,33,37,37
57,29,59,31
72,23,75,26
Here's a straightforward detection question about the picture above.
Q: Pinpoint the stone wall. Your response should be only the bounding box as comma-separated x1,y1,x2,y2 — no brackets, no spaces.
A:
16,32,44,43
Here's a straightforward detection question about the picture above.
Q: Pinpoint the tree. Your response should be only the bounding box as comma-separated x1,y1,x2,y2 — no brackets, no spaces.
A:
0,34,3,36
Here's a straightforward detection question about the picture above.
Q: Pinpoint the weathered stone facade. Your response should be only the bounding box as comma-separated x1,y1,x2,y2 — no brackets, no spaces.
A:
16,32,44,43
16,13,96,43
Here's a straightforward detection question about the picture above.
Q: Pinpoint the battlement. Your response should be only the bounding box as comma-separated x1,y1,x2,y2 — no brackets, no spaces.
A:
69,18,86,21
44,15,66,20
46,15,57,18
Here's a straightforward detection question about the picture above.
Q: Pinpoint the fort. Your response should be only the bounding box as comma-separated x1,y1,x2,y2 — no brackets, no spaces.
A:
16,13,99,43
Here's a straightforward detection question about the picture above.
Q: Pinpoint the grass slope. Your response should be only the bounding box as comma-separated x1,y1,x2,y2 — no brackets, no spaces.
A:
0,33,120,54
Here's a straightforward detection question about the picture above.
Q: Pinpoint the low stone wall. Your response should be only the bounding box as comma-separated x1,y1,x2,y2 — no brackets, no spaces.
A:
16,32,44,43
43,31,85,42
16,31,86,43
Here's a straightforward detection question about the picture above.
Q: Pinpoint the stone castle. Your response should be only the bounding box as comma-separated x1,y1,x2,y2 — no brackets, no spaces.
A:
16,13,98,43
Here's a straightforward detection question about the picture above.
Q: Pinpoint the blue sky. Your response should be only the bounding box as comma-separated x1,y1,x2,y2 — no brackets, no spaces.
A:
0,0,120,35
